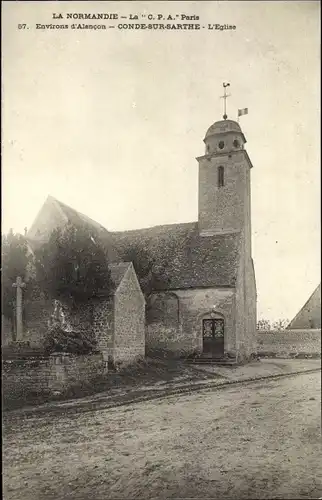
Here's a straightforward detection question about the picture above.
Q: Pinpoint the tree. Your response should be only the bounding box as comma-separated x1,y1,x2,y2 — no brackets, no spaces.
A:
120,244,172,299
272,318,290,331
256,319,271,331
1,230,31,335
33,224,112,354
256,318,290,331
34,223,113,302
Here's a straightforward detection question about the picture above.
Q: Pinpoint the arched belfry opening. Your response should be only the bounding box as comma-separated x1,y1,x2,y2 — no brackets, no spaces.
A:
202,311,225,358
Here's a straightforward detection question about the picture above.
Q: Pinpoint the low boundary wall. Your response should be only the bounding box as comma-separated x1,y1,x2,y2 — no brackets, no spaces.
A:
257,329,321,357
2,352,108,409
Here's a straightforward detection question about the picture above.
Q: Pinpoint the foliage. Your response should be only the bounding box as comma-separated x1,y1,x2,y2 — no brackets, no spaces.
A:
1,229,31,323
43,323,97,355
34,223,113,302
271,318,290,331
120,244,172,298
256,319,271,331
43,299,97,355
120,245,155,295
257,318,290,331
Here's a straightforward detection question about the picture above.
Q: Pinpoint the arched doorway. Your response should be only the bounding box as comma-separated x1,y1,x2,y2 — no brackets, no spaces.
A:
202,313,225,358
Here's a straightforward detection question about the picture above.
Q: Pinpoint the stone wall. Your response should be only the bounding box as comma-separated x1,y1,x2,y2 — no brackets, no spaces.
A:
257,329,321,357
236,252,257,359
234,230,257,360
235,256,246,358
5,287,145,367
146,292,180,354
146,288,236,357
8,298,95,350
2,298,53,347
198,151,249,235
245,259,257,355
24,298,53,346
3,358,49,405
2,352,107,409
179,288,236,356
47,353,107,392
114,266,145,366
2,315,13,346
93,298,114,361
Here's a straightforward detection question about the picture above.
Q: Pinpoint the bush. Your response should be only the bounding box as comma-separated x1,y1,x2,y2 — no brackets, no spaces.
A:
43,324,97,355
34,223,113,303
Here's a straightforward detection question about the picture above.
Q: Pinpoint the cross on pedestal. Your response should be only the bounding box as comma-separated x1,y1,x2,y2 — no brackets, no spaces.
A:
12,276,26,342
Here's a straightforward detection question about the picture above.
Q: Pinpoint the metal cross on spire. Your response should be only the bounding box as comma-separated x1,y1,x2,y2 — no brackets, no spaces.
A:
220,82,231,120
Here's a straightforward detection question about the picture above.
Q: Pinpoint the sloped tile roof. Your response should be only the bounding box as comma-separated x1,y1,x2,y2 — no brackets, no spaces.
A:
109,262,132,290
54,198,107,233
287,283,321,329
28,198,241,291
111,222,240,290
52,198,118,262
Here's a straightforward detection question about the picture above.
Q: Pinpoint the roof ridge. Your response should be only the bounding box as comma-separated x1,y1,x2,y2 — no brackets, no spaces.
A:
287,282,321,327
112,221,198,235
109,261,132,268
50,196,109,232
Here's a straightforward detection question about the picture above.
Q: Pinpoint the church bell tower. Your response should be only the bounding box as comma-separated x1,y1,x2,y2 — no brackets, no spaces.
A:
197,107,254,259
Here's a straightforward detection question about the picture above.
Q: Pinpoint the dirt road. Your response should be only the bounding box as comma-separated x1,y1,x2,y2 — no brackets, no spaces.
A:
3,371,322,499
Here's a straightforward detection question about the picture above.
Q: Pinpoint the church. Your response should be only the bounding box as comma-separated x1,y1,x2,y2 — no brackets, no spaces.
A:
25,115,257,363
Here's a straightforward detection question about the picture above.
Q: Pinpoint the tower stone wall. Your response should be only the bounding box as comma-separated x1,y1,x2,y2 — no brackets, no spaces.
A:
197,118,257,358
198,149,252,238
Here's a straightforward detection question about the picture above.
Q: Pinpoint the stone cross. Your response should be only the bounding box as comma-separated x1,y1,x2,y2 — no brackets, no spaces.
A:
12,276,26,342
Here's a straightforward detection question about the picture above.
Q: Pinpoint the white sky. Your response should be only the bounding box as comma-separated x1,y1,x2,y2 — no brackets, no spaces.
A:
2,1,320,321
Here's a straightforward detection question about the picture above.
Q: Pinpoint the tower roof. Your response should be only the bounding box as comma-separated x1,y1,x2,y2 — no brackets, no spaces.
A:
205,119,245,141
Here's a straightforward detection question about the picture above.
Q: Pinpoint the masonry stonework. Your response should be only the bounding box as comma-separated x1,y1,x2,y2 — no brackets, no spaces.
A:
5,298,96,350
2,353,107,409
19,117,257,366
2,315,13,346
113,265,145,365
146,288,236,357
198,152,249,235
93,298,114,361
177,288,236,356
23,297,52,347
47,353,107,392
257,329,321,357
146,292,180,354
235,244,257,359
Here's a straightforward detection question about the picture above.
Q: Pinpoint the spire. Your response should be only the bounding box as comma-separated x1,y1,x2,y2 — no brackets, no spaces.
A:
220,82,231,120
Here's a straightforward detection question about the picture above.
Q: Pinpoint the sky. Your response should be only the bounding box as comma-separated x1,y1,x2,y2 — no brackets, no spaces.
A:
2,1,320,322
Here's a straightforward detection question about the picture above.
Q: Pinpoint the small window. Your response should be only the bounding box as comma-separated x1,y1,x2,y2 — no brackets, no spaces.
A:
218,141,225,150
218,166,224,187
233,139,240,148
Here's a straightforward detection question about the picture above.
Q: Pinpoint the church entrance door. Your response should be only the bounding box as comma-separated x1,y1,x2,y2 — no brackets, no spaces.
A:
202,318,224,358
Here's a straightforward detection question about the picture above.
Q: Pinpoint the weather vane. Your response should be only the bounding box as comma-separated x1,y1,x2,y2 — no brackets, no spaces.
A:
220,82,231,120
